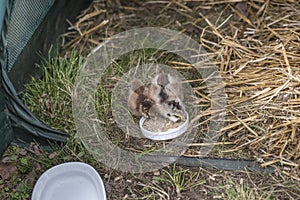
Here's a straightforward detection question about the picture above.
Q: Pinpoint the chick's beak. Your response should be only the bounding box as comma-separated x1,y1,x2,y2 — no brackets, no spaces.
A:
174,114,185,122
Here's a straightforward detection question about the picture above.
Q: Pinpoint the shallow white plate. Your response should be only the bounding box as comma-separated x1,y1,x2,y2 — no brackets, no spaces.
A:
139,112,189,141
31,162,106,200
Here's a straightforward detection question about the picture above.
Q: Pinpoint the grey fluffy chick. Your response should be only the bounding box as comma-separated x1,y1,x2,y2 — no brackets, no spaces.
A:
149,73,186,122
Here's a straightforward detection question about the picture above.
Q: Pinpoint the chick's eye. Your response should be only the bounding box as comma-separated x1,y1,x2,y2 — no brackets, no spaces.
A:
176,103,181,110
167,113,171,117
172,101,181,110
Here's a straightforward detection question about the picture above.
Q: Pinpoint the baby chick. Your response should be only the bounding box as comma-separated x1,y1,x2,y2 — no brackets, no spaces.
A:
127,74,186,123
152,73,184,101
149,73,186,122
128,79,154,118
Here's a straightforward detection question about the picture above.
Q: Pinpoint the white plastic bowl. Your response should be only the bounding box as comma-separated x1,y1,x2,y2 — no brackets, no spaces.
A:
139,112,189,140
31,162,106,200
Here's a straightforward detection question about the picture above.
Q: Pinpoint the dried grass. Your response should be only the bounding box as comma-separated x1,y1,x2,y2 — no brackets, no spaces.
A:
63,0,300,180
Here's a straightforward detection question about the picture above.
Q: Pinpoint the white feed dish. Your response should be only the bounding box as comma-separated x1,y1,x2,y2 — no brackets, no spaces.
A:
139,112,189,140
31,162,106,200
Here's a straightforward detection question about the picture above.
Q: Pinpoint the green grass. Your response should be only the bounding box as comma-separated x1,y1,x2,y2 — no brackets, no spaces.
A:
22,50,83,133
213,178,275,200
1,176,32,200
159,165,206,195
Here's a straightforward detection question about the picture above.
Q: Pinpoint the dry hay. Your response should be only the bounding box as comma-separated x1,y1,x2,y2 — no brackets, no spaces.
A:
63,0,300,179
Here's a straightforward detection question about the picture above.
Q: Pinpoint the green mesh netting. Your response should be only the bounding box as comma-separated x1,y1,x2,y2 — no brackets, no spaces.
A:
0,0,92,156
7,0,55,72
